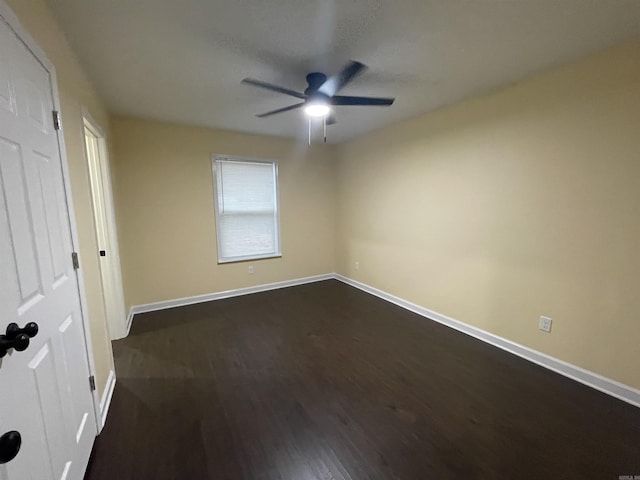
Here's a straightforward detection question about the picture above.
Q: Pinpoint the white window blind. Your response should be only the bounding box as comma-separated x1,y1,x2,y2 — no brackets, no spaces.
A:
213,156,281,263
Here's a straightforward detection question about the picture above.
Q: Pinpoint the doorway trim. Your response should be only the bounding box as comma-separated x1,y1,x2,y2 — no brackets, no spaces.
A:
0,0,102,432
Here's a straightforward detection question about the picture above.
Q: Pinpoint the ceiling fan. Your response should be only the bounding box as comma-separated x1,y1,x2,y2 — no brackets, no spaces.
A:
241,61,395,125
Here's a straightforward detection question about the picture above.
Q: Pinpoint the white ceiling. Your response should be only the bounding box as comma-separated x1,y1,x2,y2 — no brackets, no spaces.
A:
46,0,640,143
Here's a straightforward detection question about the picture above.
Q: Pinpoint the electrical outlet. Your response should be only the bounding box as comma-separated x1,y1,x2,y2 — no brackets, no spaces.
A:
248,265,254,274
539,316,552,333
354,261,359,270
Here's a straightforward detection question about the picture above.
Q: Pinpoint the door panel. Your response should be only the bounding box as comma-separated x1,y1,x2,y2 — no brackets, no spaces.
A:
0,137,43,302
36,150,68,282
28,342,69,479
0,15,97,480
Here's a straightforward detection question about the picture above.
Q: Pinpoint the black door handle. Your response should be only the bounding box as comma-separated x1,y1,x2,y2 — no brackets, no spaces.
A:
5,322,38,340
0,322,38,358
0,431,21,464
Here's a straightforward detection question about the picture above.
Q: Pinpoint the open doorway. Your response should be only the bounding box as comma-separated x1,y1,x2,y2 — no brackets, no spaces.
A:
83,111,127,339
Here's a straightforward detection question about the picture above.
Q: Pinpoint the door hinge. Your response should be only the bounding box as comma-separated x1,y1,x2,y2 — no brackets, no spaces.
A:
89,375,96,391
71,252,80,270
52,110,61,131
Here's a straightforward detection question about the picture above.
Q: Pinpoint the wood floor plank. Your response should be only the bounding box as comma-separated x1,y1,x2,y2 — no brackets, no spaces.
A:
84,280,640,479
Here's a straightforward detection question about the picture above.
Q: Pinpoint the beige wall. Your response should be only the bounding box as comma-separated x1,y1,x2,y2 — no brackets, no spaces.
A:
14,0,635,399
336,40,640,390
6,0,114,397
111,117,336,307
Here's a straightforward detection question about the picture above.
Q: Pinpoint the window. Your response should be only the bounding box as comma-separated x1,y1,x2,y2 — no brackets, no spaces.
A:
213,156,281,263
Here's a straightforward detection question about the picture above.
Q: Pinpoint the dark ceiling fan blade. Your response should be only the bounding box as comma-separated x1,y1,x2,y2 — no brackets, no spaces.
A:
241,78,306,99
318,61,367,97
256,102,305,118
331,95,395,106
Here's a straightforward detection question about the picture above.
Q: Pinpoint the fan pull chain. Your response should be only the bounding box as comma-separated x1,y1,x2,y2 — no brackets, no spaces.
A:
323,115,327,143
307,115,329,146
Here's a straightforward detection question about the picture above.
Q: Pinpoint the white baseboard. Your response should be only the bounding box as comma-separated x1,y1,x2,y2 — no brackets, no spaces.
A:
127,273,335,319
122,272,639,409
334,274,640,409
125,309,134,335
98,370,116,432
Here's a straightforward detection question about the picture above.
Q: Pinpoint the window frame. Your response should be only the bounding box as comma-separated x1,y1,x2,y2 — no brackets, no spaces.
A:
212,154,282,264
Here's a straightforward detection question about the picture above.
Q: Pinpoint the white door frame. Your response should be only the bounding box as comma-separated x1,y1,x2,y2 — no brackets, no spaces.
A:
82,108,128,340
0,0,102,431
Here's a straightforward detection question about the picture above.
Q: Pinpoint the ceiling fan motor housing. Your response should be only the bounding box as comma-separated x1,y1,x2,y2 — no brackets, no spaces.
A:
304,72,328,96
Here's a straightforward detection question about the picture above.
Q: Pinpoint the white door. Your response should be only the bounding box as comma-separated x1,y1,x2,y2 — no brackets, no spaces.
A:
0,14,97,480
83,124,127,339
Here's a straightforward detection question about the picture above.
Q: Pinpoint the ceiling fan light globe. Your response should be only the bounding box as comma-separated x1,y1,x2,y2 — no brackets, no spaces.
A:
304,104,331,117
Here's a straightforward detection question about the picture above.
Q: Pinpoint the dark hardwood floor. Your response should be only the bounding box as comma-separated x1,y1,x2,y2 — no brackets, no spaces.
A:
84,280,640,479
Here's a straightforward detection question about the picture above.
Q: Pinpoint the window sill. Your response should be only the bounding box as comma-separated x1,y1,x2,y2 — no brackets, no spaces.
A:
217,254,282,265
